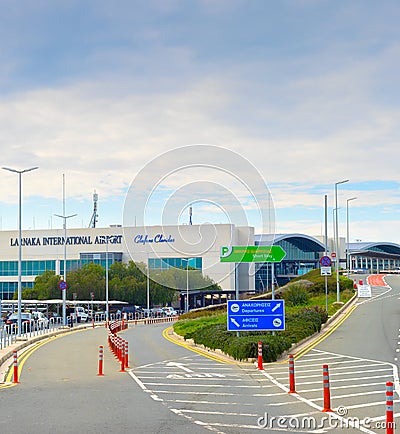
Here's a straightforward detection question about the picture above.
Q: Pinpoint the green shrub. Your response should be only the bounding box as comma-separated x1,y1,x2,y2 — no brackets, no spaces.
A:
284,284,310,306
284,305,328,343
173,303,330,362
187,324,292,362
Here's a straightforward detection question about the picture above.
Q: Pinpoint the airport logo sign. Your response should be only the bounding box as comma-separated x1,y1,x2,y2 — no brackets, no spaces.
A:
133,233,175,245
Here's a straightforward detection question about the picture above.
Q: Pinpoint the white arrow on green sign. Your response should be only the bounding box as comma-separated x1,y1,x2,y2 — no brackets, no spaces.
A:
220,245,286,263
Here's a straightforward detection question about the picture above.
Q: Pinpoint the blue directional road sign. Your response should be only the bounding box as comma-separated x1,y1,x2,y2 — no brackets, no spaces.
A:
227,300,285,331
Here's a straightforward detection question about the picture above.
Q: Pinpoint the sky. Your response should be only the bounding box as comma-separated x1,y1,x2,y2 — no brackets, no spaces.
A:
0,0,399,244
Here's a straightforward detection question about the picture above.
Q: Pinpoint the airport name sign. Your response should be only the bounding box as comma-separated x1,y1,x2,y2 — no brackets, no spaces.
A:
227,300,285,331
220,246,286,263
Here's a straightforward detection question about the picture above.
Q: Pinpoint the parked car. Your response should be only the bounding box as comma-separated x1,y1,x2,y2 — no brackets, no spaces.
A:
162,307,178,316
5,312,35,331
31,311,49,328
152,308,165,317
70,306,89,322
121,306,137,319
142,308,152,317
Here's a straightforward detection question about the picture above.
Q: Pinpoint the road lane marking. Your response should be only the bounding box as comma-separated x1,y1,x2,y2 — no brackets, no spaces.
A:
174,409,259,417
166,361,194,372
127,370,163,401
274,367,392,381
139,382,263,388
152,390,243,396
170,409,225,434
165,399,255,405
162,326,236,364
3,336,57,384
293,305,358,360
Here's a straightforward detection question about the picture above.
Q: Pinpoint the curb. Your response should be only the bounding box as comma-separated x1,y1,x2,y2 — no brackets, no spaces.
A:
276,291,359,362
171,291,359,365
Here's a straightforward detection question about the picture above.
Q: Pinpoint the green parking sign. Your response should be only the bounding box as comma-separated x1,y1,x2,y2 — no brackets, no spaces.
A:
220,246,286,263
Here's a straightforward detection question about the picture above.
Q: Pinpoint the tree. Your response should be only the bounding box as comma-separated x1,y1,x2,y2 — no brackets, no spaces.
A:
28,260,221,306
22,270,61,300
67,263,105,300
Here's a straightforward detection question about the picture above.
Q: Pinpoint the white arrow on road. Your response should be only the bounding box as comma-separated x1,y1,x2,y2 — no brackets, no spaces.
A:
231,318,240,327
166,362,193,373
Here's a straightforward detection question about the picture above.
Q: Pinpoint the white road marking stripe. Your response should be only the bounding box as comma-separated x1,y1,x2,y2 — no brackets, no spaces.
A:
292,360,360,368
127,370,163,402
366,413,400,422
154,390,242,396
172,409,259,417
274,367,392,381
135,376,244,381
343,399,400,410
165,399,255,406
259,368,378,433
297,381,389,393
312,348,392,366
268,362,386,375
309,348,400,398
295,374,391,386
309,389,386,401
200,420,329,433
170,409,225,434
141,382,263,388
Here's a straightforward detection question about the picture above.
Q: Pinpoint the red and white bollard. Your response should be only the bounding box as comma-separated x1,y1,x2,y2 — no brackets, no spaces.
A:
386,381,394,434
322,364,332,412
97,345,104,376
257,341,264,370
13,350,19,384
288,354,296,394
119,341,126,372
124,340,129,368
117,336,122,360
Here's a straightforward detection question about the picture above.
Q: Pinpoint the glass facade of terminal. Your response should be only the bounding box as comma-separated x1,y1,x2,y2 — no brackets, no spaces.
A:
0,252,123,300
148,257,202,271
255,237,324,292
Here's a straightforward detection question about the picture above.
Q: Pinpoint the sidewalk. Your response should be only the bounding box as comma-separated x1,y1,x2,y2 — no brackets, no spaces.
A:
0,322,97,382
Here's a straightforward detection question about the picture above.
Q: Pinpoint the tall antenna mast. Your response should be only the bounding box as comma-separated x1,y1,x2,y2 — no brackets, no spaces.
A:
189,206,193,225
89,190,98,228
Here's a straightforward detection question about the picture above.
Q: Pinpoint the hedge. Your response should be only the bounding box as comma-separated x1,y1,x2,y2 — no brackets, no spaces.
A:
176,305,328,362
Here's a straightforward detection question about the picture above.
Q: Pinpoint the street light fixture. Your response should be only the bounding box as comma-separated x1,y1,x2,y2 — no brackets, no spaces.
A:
2,166,39,336
346,197,357,277
335,179,349,303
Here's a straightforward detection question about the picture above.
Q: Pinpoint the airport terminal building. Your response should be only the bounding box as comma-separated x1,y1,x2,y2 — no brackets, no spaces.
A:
0,224,254,301
1,223,400,302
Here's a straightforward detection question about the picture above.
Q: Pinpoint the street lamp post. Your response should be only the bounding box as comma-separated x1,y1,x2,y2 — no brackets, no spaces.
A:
346,197,357,278
2,166,38,336
335,179,349,303
54,213,77,326
105,236,109,321
146,255,150,315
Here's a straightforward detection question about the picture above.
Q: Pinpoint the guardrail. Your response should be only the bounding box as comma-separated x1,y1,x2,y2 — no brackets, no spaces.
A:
0,311,180,352
0,314,107,350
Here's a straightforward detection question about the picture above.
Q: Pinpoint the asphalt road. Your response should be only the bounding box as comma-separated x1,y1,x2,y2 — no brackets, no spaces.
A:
0,326,210,434
0,320,337,434
264,275,400,433
2,277,399,434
